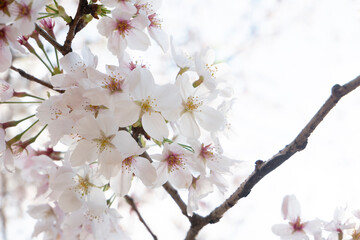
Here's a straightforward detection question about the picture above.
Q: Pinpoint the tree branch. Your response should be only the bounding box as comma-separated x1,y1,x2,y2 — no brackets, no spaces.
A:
140,152,194,219
184,75,360,239
10,66,63,93
124,195,158,240
62,0,89,54
35,24,65,55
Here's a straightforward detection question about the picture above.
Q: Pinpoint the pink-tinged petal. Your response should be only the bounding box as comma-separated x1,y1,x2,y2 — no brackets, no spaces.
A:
129,68,155,99
179,112,200,139
282,195,301,221
87,188,107,216
58,190,83,212
271,224,294,237
0,128,5,152
142,112,168,141
75,116,101,139
131,13,150,30
133,156,156,186
50,171,77,191
154,84,181,120
169,168,192,189
0,44,11,72
195,106,224,132
81,46,98,68
70,141,97,166
2,148,14,172
108,31,127,56
14,18,35,35
47,118,74,146
59,52,83,73
154,161,168,186
304,219,322,235
0,80,13,101
148,27,169,52
111,7,133,20
97,114,118,136
126,28,151,51
110,169,133,196
97,17,116,37
112,130,141,156
98,150,122,179
27,204,53,219
114,99,141,127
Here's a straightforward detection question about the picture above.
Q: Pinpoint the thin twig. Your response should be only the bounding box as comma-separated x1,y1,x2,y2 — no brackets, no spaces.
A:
35,24,65,55
184,75,360,239
124,195,158,240
141,152,196,219
62,0,93,54
10,66,63,93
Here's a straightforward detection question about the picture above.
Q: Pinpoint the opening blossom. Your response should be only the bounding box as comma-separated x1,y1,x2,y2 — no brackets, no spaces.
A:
272,195,322,240
97,7,151,57
177,73,225,139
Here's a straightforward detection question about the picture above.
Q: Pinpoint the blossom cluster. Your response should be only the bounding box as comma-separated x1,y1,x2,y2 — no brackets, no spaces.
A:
0,0,237,239
273,195,360,240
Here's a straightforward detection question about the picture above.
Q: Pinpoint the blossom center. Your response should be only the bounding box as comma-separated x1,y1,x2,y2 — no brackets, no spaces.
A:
205,63,218,79
15,1,32,20
166,152,184,172
103,73,124,93
116,19,132,37
0,0,11,16
122,156,134,170
200,143,214,160
75,175,91,196
148,13,161,28
290,217,304,233
92,131,115,153
184,96,202,112
140,96,156,113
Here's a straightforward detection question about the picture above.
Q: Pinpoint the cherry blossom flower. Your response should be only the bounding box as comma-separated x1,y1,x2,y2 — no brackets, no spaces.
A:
187,176,213,216
176,73,225,139
62,207,129,240
135,0,169,52
0,24,21,72
194,48,219,90
170,37,194,74
97,7,150,57
324,207,355,240
49,165,107,216
11,0,45,35
109,131,157,196
36,88,90,145
51,47,98,89
0,79,14,100
192,140,235,175
69,114,125,167
128,67,181,141
152,142,194,189
28,203,64,239
100,0,137,14
272,195,322,240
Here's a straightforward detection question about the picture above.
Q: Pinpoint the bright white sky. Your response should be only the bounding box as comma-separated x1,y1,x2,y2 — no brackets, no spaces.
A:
5,0,360,239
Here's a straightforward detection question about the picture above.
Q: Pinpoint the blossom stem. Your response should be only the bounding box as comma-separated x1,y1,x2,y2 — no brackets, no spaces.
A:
0,101,42,104
55,47,60,68
7,120,39,146
2,114,36,129
13,92,45,101
39,45,55,70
